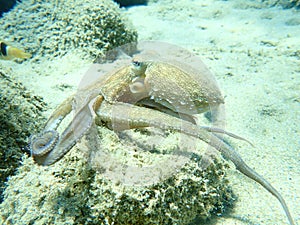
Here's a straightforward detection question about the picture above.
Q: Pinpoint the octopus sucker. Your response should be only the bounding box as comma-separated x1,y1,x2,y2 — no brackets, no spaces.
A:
30,130,59,165
31,102,97,166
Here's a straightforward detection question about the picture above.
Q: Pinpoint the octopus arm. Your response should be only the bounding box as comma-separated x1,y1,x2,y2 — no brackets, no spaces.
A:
97,101,295,225
30,96,102,165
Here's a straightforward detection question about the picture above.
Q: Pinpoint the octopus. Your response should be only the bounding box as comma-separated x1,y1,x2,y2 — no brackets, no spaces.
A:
29,42,295,224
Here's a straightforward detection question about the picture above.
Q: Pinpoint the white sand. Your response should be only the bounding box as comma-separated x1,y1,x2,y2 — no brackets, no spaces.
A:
2,0,299,224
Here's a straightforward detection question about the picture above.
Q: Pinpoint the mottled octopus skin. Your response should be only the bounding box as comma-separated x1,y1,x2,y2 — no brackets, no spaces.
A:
30,58,295,225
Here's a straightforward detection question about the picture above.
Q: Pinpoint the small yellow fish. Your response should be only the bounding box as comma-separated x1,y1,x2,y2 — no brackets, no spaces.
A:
0,40,32,60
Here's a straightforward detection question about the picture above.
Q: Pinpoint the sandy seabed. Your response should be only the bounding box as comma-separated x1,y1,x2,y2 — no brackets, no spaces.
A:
124,1,300,224
1,0,299,224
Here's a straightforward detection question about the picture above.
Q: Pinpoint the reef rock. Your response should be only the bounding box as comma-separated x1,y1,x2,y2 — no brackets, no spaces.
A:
0,67,46,202
0,0,137,60
0,123,234,224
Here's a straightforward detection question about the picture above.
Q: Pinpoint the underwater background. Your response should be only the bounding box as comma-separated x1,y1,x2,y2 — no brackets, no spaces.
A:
0,0,299,224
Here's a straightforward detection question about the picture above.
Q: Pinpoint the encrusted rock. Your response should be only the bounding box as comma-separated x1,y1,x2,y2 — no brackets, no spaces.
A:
0,125,234,224
0,67,46,202
233,0,300,9
0,0,137,60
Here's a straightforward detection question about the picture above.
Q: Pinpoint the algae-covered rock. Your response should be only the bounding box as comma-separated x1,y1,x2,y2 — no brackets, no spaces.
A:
266,0,300,9
233,0,300,9
0,67,46,203
0,124,234,225
0,0,137,60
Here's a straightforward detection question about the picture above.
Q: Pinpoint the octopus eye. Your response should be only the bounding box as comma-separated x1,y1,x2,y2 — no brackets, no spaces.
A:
132,60,142,68
131,57,147,76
